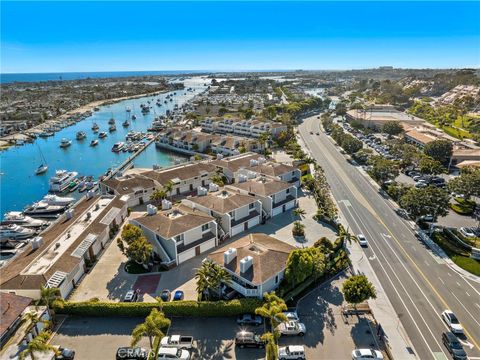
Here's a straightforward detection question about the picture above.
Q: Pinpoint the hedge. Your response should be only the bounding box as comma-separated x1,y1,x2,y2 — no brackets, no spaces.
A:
53,298,263,317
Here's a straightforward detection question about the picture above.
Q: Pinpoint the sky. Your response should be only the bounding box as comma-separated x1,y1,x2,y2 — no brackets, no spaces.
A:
1,1,479,73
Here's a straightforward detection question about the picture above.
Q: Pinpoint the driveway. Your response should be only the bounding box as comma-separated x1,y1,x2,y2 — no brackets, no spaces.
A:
51,316,150,360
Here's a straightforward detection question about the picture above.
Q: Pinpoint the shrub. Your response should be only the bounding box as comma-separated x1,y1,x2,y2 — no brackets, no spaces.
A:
53,298,263,317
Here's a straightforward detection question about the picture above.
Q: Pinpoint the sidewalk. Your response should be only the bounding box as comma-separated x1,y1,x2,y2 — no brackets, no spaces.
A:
348,241,418,360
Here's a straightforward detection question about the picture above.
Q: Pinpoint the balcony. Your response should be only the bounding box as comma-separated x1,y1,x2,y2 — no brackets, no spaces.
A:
273,194,296,208
177,231,216,254
231,210,260,227
229,280,260,297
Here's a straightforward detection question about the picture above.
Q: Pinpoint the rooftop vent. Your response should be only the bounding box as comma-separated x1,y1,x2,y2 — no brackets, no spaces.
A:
238,174,248,183
162,199,172,210
209,183,219,192
31,236,44,250
250,159,259,167
197,186,208,196
216,153,224,160
240,256,253,273
258,157,266,164
224,248,237,264
147,204,157,215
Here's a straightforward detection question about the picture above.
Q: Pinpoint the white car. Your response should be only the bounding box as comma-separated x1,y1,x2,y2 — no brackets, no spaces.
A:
157,347,190,360
352,348,384,360
278,345,306,360
357,234,368,247
283,311,299,321
459,227,476,238
277,320,306,336
442,310,464,334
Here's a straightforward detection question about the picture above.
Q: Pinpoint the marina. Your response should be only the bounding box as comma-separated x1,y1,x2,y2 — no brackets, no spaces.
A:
0,77,209,215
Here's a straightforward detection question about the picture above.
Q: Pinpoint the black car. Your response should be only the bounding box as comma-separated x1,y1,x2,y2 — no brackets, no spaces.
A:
442,332,467,360
237,314,263,326
160,289,171,302
235,331,265,349
116,347,148,360
55,347,75,360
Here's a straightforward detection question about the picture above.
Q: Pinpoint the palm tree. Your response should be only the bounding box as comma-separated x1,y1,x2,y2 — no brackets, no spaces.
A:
131,308,171,349
194,259,231,300
19,331,57,360
150,189,167,205
259,132,270,156
261,332,279,360
292,221,305,237
24,311,50,336
162,181,174,200
292,208,306,219
39,286,60,323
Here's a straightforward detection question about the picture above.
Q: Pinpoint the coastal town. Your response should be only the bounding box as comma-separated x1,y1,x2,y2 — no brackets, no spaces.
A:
1,69,479,360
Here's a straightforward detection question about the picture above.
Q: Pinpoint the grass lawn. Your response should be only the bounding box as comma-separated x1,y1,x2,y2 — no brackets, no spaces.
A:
432,232,480,276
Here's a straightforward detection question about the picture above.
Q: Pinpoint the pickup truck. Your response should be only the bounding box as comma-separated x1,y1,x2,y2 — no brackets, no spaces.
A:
160,335,194,349
276,321,306,336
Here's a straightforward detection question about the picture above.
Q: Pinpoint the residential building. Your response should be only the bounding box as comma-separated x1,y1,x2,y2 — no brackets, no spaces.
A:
450,148,480,167
182,185,262,238
200,118,287,138
130,203,218,267
207,233,294,299
0,195,127,299
228,175,298,219
100,173,157,207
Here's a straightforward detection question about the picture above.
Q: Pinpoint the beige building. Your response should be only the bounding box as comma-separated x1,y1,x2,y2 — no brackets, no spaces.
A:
346,107,425,130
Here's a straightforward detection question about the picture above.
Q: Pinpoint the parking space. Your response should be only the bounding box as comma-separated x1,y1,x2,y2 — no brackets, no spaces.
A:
167,317,265,360
51,316,149,360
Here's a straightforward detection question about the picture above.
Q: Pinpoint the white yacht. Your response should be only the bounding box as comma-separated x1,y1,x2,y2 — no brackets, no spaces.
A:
42,194,75,206
49,170,78,192
0,224,36,240
2,212,48,228
59,138,72,148
112,142,125,152
24,201,66,218
35,164,48,175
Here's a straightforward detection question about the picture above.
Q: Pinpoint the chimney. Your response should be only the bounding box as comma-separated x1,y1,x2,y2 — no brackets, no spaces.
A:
147,204,157,215
65,209,74,220
197,186,208,196
224,248,237,264
240,256,253,273
216,153,224,160
249,159,258,167
258,157,266,164
208,182,219,192
238,174,247,183
161,199,172,210
247,171,256,179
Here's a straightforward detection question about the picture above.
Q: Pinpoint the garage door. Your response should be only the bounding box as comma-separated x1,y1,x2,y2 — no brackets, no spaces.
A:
272,206,283,217
285,201,295,211
231,224,243,237
247,216,260,229
200,238,216,253
178,248,196,264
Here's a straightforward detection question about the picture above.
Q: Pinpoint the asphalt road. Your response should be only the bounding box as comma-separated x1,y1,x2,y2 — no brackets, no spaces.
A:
298,115,480,360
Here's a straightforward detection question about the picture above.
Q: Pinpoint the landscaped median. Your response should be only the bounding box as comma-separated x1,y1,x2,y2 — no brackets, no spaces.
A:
53,298,263,317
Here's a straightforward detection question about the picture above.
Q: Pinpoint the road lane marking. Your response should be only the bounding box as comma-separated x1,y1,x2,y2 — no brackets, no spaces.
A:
438,277,445,285
465,291,470,297
447,272,452,277
457,282,462,287
450,293,480,329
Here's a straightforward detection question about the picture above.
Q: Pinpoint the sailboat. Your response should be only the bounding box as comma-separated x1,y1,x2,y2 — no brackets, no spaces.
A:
35,144,48,175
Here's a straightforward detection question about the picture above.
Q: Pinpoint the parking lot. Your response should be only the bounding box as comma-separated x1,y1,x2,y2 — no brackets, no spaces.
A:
51,316,150,360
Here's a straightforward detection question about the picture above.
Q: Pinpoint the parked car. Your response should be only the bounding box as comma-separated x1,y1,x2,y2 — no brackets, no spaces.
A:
277,320,306,336
235,331,265,349
116,347,148,360
55,347,75,360
419,214,434,222
442,331,467,360
283,311,300,321
160,335,194,349
160,289,171,302
351,348,384,360
123,289,139,302
441,310,463,334
157,347,190,360
459,227,476,238
316,132,320,135
173,290,184,301
237,314,263,326
278,345,306,360
395,208,409,219
357,234,368,247
415,182,428,188
310,131,314,134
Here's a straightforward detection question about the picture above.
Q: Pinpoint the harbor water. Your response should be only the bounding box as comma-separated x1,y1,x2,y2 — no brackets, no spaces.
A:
0,77,208,215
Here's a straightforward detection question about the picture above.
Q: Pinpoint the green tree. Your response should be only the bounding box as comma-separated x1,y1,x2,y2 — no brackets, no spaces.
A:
162,181,174,200
194,259,231,301
150,189,167,205
424,139,453,165
120,224,143,244
313,237,334,253
284,247,325,286
448,169,480,200
335,102,347,118
292,208,306,219
19,331,57,360
368,156,399,184
255,292,288,337
382,121,404,136
341,135,363,154
261,332,279,360
131,308,171,349
124,236,153,265
400,186,450,221
39,286,60,322
418,156,445,175
292,221,305,237
342,275,377,309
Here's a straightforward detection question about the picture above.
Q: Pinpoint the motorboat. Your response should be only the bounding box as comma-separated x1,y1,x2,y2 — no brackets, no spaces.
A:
122,120,130,127
112,142,125,152
2,212,48,228
35,164,48,175
92,122,99,131
76,131,87,140
126,106,131,112
42,194,75,206
68,179,80,192
131,114,137,120
0,224,36,240
99,132,107,139
90,139,99,147
109,125,116,132
49,170,78,192
108,117,115,125
23,201,65,218
59,138,72,148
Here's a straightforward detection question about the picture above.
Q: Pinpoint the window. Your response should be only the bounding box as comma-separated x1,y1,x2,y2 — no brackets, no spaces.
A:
229,211,234,218
201,224,209,232
286,188,290,194
174,234,184,243
249,203,255,209
275,275,279,284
